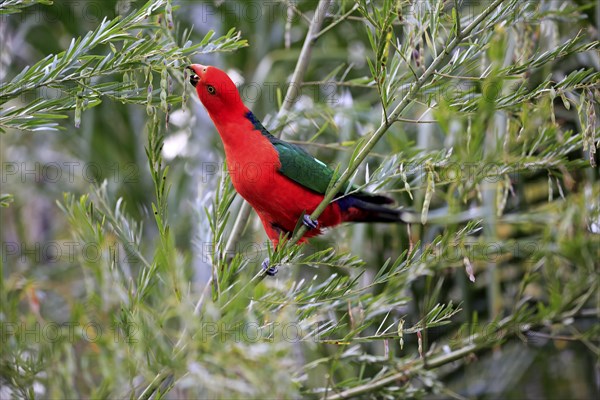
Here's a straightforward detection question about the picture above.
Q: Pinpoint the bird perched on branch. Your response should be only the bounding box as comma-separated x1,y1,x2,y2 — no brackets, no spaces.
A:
188,64,407,274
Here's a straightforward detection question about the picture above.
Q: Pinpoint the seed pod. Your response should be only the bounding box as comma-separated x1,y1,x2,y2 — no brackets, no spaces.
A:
160,65,168,114
400,164,413,200
147,83,154,116
74,94,82,128
397,318,405,350
583,90,596,167
497,174,510,217
421,163,434,224
464,256,475,282
182,68,188,112
146,68,154,115
166,0,174,30
549,88,556,126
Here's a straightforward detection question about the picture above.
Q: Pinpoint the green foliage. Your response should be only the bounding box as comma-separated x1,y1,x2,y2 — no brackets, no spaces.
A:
0,0,246,132
0,0,53,15
1,0,599,399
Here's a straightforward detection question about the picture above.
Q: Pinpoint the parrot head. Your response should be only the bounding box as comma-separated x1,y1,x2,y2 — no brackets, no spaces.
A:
187,64,244,118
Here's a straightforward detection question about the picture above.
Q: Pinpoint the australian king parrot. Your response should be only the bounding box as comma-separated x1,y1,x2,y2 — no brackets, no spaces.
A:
188,64,407,274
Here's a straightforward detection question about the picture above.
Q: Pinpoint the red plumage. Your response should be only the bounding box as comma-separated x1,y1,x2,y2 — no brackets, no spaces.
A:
188,64,403,246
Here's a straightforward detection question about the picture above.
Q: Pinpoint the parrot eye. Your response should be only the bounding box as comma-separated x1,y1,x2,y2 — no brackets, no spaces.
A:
207,85,216,95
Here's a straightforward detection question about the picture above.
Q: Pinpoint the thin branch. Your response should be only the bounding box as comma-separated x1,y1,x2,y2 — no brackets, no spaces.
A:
281,0,311,25
313,3,359,41
324,316,516,400
302,80,374,88
277,0,332,118
286,140,390,157
433,71,491,80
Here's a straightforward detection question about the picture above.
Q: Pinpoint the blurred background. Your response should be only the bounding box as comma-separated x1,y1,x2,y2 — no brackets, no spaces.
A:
1,0,599,398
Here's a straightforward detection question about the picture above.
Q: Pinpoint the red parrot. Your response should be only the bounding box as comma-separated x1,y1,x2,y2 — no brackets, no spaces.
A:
188,64,406,274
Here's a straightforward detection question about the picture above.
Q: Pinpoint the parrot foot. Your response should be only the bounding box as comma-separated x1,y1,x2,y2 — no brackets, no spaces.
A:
302,214,319,230
261,258,278,276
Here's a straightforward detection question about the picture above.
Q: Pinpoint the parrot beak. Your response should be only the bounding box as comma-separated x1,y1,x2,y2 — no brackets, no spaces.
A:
187,64,207,88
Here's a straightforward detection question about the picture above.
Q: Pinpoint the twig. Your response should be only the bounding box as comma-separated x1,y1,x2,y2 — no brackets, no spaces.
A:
224,200,252,258
313,3,359,41
172,277,213,352
277,0,332,118
324,315,515,400
302,80,374,88
138,370,171,400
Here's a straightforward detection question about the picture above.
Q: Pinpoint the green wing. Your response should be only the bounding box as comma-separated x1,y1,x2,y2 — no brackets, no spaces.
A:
246,111,340,194
245,111,392,204
271,139,342,194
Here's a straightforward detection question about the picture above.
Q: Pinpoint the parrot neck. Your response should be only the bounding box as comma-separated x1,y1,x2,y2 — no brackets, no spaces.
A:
207,109,281,183
208,107,264,150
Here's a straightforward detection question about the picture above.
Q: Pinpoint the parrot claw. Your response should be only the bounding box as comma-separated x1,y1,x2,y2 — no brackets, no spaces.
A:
302,214,319,230
261,258,278,276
